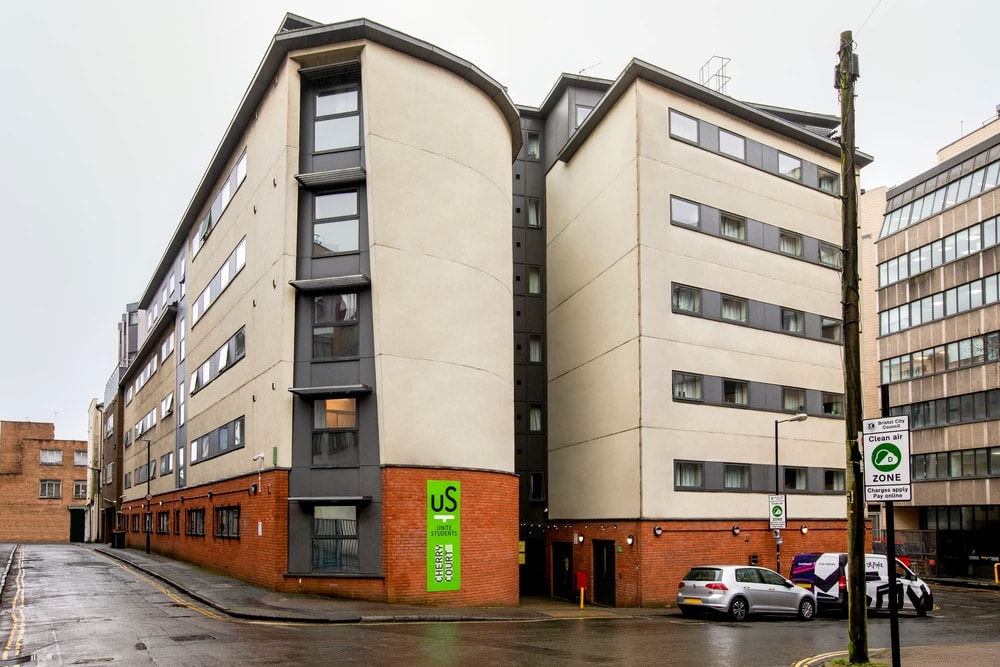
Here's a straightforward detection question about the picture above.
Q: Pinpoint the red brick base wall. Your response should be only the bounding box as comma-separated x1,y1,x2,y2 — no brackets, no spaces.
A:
548,519,870,607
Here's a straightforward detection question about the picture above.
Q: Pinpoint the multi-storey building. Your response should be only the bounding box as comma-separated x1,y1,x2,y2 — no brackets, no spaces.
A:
0,421,89,542
107,14,866,606
874,112,1000,579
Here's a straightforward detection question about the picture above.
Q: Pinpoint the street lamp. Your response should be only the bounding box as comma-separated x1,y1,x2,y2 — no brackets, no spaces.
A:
774,413,807,575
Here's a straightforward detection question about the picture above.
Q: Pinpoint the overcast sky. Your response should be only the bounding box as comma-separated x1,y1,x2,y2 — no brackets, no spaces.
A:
1,0,997,441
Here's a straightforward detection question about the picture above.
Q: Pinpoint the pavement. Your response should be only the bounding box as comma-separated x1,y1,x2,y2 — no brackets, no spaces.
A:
4,543,1000,665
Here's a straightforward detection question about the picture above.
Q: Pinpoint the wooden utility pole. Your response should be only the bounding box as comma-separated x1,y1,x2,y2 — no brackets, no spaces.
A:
836,30,868,664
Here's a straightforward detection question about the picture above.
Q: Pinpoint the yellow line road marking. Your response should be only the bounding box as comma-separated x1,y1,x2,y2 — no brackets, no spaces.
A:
2,547,25,661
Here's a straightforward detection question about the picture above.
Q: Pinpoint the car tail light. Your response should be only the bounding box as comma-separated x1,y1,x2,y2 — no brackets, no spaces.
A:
705,583,728,591
838,575,847,591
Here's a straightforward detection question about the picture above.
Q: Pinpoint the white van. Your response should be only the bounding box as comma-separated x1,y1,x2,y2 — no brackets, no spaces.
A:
790,552,933,616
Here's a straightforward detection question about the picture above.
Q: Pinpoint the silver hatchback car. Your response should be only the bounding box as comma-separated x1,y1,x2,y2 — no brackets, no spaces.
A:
676,565,816,621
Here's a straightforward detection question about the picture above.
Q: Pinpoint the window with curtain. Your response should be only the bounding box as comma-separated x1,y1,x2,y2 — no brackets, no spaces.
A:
724,464,750,490
313,293,359,359
528,267,542,294
780,231,802,256
824,469,845,491
723,379,749,405
312,398,359,466
781,308,805,334
821,317,842,342
673,372,702,400
784,467,807,491
672,285,701,314
529,405,543,432
721,296,748,323
818,168,840,194
783,387,806,412
528,335,542,363
675,461,704,488
525,132,540,160
720,213,746,241
823,392,844,416
819,243,842,268
527,199,541,228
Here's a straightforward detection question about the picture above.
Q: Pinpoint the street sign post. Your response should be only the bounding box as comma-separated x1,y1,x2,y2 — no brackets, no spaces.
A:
863,416,911,502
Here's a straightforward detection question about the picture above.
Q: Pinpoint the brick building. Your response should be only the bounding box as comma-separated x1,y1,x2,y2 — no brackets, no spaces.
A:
0,421,90,542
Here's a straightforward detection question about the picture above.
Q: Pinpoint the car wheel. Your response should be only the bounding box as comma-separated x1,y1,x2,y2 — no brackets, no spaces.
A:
797,597,816,621
915,597,927,617
729,597,749,621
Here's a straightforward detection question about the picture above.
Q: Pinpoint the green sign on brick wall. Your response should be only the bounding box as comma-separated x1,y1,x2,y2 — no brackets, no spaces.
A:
427,480,461,591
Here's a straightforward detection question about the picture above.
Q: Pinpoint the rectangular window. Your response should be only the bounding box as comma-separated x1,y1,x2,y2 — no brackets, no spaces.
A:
313,293,359,359
40,449,62,465
525,132,540,160
214,506,241,539
720,212,746,241
721,295,748,323
161,392,174,419
784,467,807,491
672,284,701,314
669,110,699,143
783,387,806,412
526,199,542,228
313,190,360,256
778,153,802,181
312,506,359,572
529,405,543,432
157,511,169,534
819,243,842,268
528,266,542,294
724,464,750,490
74,450,88,466
818,168,840,194
824,469,845,491
821,317,842,342
718,129,745,160
186,509,205,537
529,472,546,502
670,196,700,227
779,231,802,256
315,87,359,152
313,398,359,466
675,461,704,488
39,480,61,499
781,308,805,335
73,480,87,499
823,392,844,416
528,334,543,363
673,372,702,401
723,379,749,406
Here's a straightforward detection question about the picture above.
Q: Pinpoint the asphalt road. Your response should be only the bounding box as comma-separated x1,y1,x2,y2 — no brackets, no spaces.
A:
2,543,997,666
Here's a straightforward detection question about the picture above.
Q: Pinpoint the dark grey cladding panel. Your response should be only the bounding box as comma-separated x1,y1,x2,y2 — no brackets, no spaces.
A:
699,120,720,153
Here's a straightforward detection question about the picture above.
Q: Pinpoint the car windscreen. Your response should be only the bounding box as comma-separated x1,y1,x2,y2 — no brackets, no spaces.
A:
683,567,722,581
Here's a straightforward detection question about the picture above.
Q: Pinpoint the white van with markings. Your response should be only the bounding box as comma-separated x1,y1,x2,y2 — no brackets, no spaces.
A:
790,552,933,616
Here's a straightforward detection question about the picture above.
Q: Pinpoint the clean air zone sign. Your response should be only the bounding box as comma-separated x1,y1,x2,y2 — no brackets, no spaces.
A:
863,416,911,502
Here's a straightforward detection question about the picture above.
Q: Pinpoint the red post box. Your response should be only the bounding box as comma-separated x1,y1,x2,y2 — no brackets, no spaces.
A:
573,571,587,590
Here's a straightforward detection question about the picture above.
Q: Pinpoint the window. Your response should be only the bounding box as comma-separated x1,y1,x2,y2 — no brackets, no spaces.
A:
783,387,806,412
73,480,87,499
157,511,169,534
313,399,358,466
673,372,702,401
575,104,593,127
779,231,802,256
672,285,701,314
669,110,699,143
721,295,748,323
818,168,840,194
823,392,844,416
675,461,704,488
528,334,543,363
313,190,359,256
670,197,700,227
315,87,359,152
528,472,545,502
40,449,62,465
160,452,174,476
824,469,845,491
191,238,246,325
214,506,240,539
723,379,749,406
174,509,181,535
529,405,543,432
161,332,174,361
39,480,61,499
720,212,746,241
313,293,359,359
74,451,88,466
191,152,247,257
527,267,542,295
784,467,807,491
525,132,540,160
819,243,842,268
161,392,174,419
526,199,542,228
724,464,750,490
124,472,131,489
719,129,745,160
186,509,205,537
179,317,187,360
820,317,841,342
778,153,802,181
781,308,805,335
312,506,358,572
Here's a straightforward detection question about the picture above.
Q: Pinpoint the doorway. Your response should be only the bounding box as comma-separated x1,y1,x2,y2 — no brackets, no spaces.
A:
593,539,616,606
69,508,85,543
551,541,574,600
